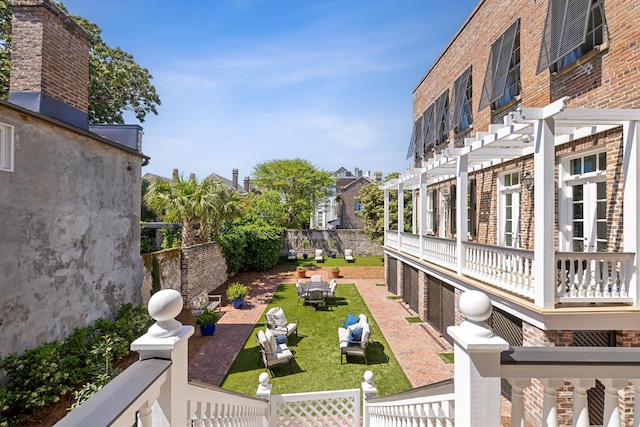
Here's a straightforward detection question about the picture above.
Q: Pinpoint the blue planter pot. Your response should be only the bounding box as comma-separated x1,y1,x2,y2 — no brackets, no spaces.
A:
303,253,308,259
200,324,216,336
231,298,244,309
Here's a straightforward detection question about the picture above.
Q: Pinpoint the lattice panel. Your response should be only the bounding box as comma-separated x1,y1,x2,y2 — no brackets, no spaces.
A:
388,258,397,295
272,396,358,426
427,277,442,333
441,284,455,345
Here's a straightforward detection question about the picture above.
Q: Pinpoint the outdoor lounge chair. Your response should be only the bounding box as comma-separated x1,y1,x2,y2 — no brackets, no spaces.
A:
314,249,325,262
338,314,371,364
295,280,306,305
265,307,299,341
327,280,337,303
344,249,354,262
287,249,297,260
256,329,295,376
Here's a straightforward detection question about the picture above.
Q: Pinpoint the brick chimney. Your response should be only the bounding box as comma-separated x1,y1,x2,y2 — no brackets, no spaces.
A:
8,0,91,129
232,168,238,189
243,176,250,192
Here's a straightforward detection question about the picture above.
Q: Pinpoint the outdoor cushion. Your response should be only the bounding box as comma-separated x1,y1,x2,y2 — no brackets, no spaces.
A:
360,324,371,348
265,329,277,356
273,308,287,327
349,327,363,345
257,330,271,353
343,313,359,329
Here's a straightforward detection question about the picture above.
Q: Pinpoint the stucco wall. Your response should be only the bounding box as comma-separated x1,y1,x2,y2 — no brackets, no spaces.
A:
282,229,382,257
0,106,143,357
140,248,182,307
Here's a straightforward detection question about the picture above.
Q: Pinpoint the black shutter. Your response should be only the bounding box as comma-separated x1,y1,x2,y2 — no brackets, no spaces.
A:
479,20,520,110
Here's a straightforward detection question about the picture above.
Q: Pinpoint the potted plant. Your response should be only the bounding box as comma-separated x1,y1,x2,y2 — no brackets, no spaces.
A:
301,239,309,259
329,239,337,258
330,265,340,279
226,281,248,309
194,308,220,336
296,265,307,278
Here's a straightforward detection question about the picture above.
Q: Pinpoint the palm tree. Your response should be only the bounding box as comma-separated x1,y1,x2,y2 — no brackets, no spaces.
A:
202,174,244,239
144,175,200,247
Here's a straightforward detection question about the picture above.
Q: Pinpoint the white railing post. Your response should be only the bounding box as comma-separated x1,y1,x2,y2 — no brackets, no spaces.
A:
362,370,377,427
447,291,509,426
540,379,563,427
570,378,595,427
130,289,194,426
631,380,640,427
507,378,530,427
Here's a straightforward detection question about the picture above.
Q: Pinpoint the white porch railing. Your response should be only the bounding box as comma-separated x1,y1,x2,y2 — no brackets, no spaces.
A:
55,289,640,427
555,252,635,303
463,242,535,299
387,231,636,305
423,235,457,271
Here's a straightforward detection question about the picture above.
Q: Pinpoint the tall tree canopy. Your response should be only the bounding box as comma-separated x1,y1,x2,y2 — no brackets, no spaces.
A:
356,172,412,243
252,159,334,229
0,0,160,123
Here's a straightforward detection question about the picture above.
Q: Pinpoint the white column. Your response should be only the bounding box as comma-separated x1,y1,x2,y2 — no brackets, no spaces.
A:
533,116,556,308
419,173,427,261
456,154,469,276
600,379,626,427
447,291,509,427
623,121,639,305
256,372,272,401
507,378,531,427
570,378,595,427
540,378,564,427
131,289,194,427
362,370,378,427
383,188,389,245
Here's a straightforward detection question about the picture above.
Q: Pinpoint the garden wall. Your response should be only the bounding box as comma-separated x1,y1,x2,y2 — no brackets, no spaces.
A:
282,229,382,258
141,242,229,309
140,248,182,307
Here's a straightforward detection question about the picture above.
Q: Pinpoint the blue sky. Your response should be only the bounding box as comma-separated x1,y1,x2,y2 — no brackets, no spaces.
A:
62,0,479,182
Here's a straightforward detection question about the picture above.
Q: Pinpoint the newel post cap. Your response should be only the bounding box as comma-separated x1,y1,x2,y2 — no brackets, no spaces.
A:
147,289,183,338
459,290,494,338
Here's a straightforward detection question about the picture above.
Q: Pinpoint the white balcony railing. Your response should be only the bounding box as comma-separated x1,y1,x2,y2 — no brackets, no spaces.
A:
386,231,636,305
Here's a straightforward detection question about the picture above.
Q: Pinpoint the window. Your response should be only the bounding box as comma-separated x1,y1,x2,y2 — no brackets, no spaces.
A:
451,67,473,133
422,104,436,153
317,211,324,229
479,20,521,111
425,91,450,150
426,189,434,233
498,171,521,247
0,123,14,172
440,189,449,238
560,150,607,252
468,179,477,238
537,0,606,74
353,201,362,212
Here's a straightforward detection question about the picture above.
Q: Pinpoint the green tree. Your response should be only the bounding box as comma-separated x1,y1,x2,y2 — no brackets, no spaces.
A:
201,174,244,240
252,159,334,228
356,173,412,243
144,175,200,247
242,189,288,228
0,1,160,123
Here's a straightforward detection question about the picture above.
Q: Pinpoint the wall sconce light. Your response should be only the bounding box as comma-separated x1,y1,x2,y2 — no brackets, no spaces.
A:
522,171,534,191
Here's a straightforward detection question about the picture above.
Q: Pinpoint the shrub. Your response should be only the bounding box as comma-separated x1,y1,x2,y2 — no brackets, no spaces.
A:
0,302,153,425
226,282,248,301
194,308,220,326
218,224,284,274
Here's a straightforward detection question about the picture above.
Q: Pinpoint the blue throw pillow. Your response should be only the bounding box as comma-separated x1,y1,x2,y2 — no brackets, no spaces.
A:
349,328,363,342
343,313,359,329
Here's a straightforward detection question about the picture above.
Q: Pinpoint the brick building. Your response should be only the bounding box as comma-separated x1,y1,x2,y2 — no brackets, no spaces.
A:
381,0,640,425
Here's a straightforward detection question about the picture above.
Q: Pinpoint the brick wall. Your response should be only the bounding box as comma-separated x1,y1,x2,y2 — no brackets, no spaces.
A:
181,242,229,306
10,0,90,112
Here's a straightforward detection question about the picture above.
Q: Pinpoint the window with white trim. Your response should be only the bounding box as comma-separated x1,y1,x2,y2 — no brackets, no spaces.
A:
536,0,607,74
0,123,14,172
426,189,434,233
498,171,521,248
559,150,607,252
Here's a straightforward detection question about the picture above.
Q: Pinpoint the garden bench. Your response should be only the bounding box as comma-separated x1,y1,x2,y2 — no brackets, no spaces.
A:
189,290,222,317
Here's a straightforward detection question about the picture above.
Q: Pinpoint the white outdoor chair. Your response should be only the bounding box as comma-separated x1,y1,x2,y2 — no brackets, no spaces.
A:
256,329,295,376
265,307,298,341
344,249,354,262
287,249,296,260
314,249,325,262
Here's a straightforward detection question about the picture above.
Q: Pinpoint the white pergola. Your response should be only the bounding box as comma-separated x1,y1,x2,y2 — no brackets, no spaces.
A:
381,97,640,309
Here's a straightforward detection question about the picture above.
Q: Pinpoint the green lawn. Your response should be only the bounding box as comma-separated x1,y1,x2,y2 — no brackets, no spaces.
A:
278,255,385,268
220,283,411,397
